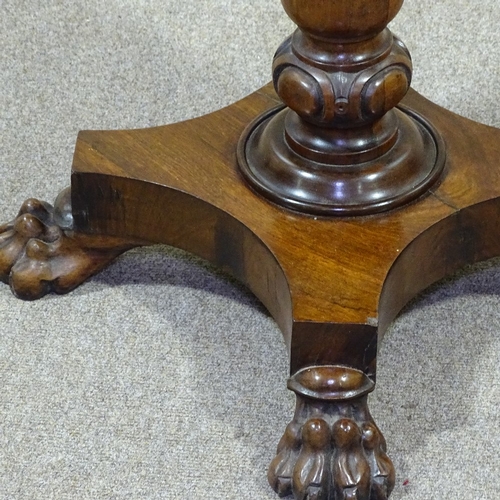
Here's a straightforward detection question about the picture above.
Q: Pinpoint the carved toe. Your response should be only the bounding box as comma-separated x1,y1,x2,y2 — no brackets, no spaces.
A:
9,262,51,300
269,421,301,496
13,213,45,238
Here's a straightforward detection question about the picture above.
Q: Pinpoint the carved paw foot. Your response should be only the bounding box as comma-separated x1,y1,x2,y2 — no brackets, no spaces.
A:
269,366,395,500
0,187,141,300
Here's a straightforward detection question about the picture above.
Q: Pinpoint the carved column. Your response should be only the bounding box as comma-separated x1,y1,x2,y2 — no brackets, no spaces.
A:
238,0,444,215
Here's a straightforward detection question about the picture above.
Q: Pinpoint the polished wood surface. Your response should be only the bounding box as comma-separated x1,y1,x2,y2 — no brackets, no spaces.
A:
1,0,500,498
69,85,500,369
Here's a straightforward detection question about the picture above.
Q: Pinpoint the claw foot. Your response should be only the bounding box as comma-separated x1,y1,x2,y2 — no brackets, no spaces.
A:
269,366,395,500
0,187,141,300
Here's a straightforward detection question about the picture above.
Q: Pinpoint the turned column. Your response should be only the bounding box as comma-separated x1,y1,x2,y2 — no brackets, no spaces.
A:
238,0,445,215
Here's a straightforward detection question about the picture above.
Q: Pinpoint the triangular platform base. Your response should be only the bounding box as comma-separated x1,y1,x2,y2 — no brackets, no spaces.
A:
2,85,500,499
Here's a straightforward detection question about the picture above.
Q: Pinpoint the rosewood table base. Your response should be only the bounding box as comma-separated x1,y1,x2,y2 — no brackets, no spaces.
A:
2,84,500,499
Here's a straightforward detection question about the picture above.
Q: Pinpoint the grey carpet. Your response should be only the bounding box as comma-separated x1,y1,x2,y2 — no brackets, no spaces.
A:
1,1,499,498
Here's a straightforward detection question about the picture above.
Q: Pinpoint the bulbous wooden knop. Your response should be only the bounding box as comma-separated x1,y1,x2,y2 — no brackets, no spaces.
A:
239,0,444,216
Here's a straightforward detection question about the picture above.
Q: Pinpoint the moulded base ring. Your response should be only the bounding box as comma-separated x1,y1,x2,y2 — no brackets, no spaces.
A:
237,105,446,216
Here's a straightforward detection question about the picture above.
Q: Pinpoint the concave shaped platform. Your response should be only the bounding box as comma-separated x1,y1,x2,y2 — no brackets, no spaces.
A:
71,84,500,376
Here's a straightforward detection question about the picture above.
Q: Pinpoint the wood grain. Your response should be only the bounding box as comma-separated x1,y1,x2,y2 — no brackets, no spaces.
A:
70,85,500,377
